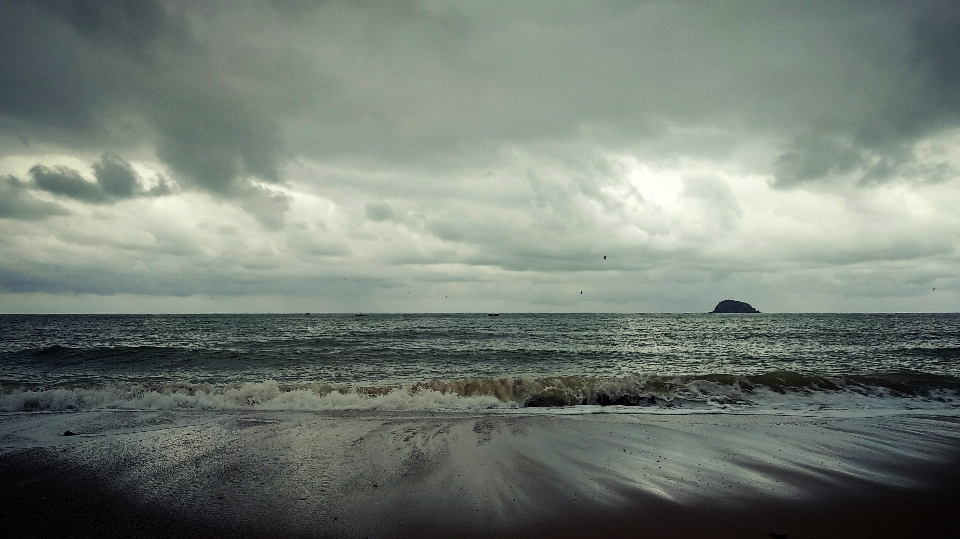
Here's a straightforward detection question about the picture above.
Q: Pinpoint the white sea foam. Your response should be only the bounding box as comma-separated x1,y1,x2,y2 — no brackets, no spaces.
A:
1,375,958,414
0,380,509,412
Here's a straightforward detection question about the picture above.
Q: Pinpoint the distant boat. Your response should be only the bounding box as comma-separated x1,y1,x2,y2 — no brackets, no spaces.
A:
487,313,499,317
354,314,367,317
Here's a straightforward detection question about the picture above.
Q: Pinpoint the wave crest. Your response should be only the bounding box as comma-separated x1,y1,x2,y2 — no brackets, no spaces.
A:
2,371,958,412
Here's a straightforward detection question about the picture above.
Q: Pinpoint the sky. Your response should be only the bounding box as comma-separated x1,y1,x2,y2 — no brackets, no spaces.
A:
1,0,959,313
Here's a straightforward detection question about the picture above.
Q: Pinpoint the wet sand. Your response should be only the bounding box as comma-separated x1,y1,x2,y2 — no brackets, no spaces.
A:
2,410,959,538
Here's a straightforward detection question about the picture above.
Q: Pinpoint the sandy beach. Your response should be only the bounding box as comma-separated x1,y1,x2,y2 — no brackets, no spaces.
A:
2,409,959,538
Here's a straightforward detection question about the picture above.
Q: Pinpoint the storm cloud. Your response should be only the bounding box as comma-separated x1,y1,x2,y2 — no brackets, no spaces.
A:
2,153,171,208
0,0,298,196
0,175,68,220
1,0,959,312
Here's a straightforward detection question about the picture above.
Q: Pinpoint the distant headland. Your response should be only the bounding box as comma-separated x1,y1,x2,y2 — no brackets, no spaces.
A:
711,300,760,313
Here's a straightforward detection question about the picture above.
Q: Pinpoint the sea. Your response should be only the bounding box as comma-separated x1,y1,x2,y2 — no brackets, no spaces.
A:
4,313,960,538
3,313,959,415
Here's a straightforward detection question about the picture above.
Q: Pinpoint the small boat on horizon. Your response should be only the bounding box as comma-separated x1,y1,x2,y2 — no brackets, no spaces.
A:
487,313,499,317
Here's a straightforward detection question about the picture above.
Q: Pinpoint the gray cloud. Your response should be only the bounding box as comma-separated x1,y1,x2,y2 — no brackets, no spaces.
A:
769,1,960,188
29,0,193,59
5,1,959,191
30,164,109,203
771,135,959,189
365,202,395,223
903,2,960,134
2,1,960,312
24,154,170,204
0,175,68,220
235,185,291,231
681,177,742,232
92,153,140,197
0,0,308,220
275,2,944,170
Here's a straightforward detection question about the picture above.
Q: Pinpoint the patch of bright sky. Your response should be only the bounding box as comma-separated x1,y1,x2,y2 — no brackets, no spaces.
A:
617,155,684,209
0,153,94,177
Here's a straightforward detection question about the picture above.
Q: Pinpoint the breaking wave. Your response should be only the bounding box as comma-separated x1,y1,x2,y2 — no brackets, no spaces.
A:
2,371,959,413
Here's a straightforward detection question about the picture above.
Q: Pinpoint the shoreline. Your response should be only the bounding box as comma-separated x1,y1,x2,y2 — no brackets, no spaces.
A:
2,410,959,538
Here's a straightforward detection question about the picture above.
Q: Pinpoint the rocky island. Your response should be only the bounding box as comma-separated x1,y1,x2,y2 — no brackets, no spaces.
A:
711,299,760,313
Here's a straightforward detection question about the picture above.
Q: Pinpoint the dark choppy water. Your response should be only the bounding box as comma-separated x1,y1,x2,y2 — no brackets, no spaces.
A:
1,313,959,412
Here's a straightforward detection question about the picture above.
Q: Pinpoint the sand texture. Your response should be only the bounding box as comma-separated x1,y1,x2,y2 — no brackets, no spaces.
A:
2,409,959,538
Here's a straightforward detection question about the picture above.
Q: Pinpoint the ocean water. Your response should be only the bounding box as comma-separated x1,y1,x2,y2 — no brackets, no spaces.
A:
5,313,959,539
2,313,959,414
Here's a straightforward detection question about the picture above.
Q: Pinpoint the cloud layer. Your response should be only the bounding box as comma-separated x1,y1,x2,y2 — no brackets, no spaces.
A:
1,0,958,312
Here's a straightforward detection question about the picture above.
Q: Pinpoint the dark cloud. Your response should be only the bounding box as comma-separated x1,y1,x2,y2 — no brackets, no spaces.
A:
365,202,395,222
4,0,959,196
907,1,960,132
29,0,193,58
30,164,108,203
0,1,104,134
771,136,866,188
1,1,960,311
92,153,139,197
0,175,68,220
771,134,959,189
151,98,287,195
0,0,307,221
25,154,169,204
770,1,960,188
